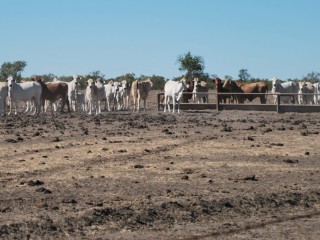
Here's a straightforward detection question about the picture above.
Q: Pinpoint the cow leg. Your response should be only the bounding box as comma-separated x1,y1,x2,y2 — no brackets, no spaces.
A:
137,96,140,112
143,99,146,111
8,99,12,115
172,96,175,114
97,101,101,114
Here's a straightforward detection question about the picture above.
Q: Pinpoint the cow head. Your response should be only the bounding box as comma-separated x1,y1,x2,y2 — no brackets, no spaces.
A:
298,81,307,93
7,76,15,87
271,77,279,92
176,78,188,101
222,78,233,91
86,79,95,89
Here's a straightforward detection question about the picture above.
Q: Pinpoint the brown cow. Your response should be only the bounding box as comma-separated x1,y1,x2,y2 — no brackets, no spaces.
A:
222,79,268,104
34,76,70,113
181,79,194,103
215,77,233,103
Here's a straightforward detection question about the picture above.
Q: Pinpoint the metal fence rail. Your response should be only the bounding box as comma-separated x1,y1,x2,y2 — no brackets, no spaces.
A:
157,92,320,113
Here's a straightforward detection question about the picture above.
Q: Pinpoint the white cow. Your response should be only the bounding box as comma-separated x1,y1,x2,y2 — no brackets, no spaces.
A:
20,79,35,112
313,82,320,105
104,80,117,111
7,77,42,115
120,80,130,110
53,75,80,111
0,82,8,116
164,78,187,114
85,78,105,115
271,77,299,104
298,81,314,105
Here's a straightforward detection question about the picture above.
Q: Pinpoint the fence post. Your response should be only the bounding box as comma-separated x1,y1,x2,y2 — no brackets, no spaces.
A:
276,94,280,113
157,93,161,111
217,93,220,111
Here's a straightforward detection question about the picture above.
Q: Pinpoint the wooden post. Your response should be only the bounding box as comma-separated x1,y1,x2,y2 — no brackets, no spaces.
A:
217,92,220,111
157,93,161,111
276,94,280,113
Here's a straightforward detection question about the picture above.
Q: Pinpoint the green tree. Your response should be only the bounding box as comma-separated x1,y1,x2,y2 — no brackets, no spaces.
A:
113,73,136,85
177,52,205,81
303,71,320,83
85,70,105,81
238,69,251,81
0,60,27,81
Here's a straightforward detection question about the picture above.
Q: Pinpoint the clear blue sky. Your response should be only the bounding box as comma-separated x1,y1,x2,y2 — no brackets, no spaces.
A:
1,0,319,80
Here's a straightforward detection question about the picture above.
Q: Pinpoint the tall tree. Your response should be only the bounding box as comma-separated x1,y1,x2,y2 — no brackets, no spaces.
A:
238,69,251,81
0,61,27,81
177,52,205,80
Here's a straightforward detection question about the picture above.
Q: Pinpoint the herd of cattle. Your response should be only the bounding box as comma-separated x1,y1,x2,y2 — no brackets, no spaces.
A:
0,75,153,116
0,75,319,116
163,76,320,113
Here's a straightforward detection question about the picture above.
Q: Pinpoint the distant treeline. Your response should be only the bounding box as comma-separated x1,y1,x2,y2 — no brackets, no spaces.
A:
1,60,319,91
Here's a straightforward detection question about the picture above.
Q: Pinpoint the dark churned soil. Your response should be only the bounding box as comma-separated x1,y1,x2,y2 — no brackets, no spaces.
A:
0,91,319,239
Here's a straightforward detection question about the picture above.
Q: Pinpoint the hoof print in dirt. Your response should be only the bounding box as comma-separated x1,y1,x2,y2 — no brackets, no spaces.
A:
134,164,144,169
261,128,272,133
36,187,52,194
283,159,299,164
183,168,193,174
243,175,258,181
162,128,174,134
62,198,78,204
221,126,232,132
5,139,17,143
52,137,61,142
246,136,254,141
28,180,44,186
181,175,189,180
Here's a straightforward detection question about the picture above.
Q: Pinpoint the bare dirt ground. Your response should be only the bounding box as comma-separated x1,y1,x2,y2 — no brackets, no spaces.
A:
0,90,319,240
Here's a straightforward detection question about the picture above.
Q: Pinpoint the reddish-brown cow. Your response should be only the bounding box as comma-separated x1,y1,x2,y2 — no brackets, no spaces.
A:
222,79,268,104
34,76,70,113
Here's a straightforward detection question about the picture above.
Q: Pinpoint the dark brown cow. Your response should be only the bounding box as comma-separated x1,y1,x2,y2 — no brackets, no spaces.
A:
222,79,268,104
181,79,194,103
34,76,70,112
214,77,233,103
